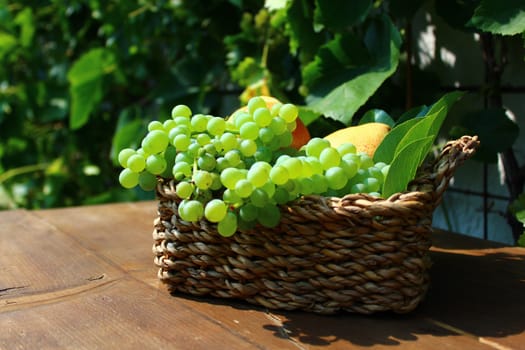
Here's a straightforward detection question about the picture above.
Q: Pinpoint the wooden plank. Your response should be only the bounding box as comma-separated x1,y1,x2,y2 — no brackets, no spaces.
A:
424,231,525,350
1,277,278,350
0,209,124,303
10,203,525,349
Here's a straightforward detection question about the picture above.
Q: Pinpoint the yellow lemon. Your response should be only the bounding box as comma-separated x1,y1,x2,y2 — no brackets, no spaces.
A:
324,122,390,158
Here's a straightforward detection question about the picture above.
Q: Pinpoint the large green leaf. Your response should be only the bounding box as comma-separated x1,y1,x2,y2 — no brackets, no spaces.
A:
14,7,34,47
67,48,116,129
110,108,145,165
0,32,17,59
304,15,401,125
382,136,434,198
359,109,395,127
467,0,525,35
313,0,372,31
373,117,422,163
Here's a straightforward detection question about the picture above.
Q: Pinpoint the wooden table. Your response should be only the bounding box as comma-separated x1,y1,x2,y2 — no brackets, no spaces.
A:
1,201,524,349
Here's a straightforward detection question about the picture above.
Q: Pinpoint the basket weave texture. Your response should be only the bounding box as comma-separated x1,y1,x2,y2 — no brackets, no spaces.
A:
153,136,479,314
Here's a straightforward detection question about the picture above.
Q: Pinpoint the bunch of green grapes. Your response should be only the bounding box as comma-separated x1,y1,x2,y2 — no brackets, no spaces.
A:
118,97,390,237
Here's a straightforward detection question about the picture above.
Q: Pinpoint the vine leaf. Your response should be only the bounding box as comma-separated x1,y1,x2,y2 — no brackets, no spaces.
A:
467,0,525,35
304,15,401,125
67,48,116,130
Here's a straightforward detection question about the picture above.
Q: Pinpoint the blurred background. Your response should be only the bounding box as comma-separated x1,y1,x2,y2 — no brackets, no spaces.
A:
1,0,523,245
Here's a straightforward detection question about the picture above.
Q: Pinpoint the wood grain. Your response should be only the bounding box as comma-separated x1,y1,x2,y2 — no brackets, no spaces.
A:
1,201,523,349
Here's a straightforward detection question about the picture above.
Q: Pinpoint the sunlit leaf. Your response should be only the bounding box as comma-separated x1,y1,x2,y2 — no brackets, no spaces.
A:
67,48,116,129
467,0,525,35
304,16,401,125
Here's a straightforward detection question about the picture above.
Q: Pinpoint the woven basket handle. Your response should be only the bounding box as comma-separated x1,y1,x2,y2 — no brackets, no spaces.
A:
409,135,480,210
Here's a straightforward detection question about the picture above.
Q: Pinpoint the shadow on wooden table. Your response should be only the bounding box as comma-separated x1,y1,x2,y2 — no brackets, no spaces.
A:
259,248,525,347
174,245,524,347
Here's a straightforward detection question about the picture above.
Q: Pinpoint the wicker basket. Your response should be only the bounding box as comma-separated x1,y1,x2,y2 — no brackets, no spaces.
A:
152,135,479,314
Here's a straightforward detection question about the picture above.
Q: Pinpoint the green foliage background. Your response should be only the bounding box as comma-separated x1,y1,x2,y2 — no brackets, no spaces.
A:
1,0,523,228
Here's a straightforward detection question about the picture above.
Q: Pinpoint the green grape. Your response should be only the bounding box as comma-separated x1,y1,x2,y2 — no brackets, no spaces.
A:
233,111,252,129
217,211,237,237
278,131,293,148
239,203,258,222
274,154,290,165
193,170,213,190
203,143,217,156
163,146,177,164
237,217,256,231
148,121,164,132
176,181,194,199
351,183,367,194
340,158,358,178
325,167,347,190
247,96,267,115
270,102,282,116
258,127,274,144
163,119,177,131
286,120,297,132
247,161,272,187
239,121,259,140
146,154,167,175
258,204,281,228
261,181,275,198
119,168,139,189
118,148,136,168
363,177,380,193
381,164,390,179
139,171,157,191
367,167,384,182
220,132,237,152
254,146,272,163
279,103,298,123
216,157,231,171
269,165,289,185
305,156,323,175
168,125,190,139
171,104,192,118
175,152,193,164
374,162,388,170
204,199,227,223
209,172,222,190
273,187,290,204
369,192,382,197
311,173,328,194
253,107,272,127
299,157,314,177
174,116,190,127
282,157,302,179
235,179,254,198
178,199,203,222
305,138,330,157
299,177,314,195
269,116,287,135
319,147,341,170
223,189,243,206
195,188,212,203
239,139,257,157
196,133,211,146
142,130,169,154
172,162,192,180
224,150,241,167
213,139,224,153
190,114,208,132
220,168,245,190
342,153,361,168
187,142,201,158
337,143,357,156
197,153,217,171
250,188,269,207
359,153,374,169
173,134,191,151
127,154,146,173
207,117,226,136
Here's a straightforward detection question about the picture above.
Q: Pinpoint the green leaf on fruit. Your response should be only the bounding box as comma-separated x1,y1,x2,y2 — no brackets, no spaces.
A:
373,117,421,164
382,136,434,198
